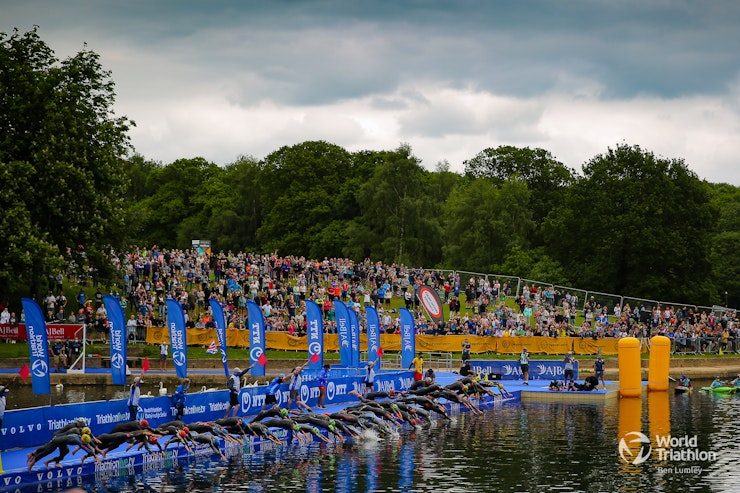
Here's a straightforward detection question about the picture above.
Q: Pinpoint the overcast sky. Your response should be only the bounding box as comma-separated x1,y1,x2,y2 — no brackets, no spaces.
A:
4,1,740,184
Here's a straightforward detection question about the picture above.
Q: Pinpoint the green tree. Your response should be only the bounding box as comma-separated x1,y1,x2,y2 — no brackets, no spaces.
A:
543,144,717,303
135,157,221,248
257,141,356,257
206,155,264,252
463,145,575,244
707,183,740,308
0,27,133,293
347,144,442,266
442,177,534,272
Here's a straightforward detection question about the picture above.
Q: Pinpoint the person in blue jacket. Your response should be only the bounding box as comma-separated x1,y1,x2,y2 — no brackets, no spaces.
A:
171,378,190,420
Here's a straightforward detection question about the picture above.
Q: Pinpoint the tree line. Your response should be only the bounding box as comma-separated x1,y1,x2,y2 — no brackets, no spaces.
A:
1,27,738,308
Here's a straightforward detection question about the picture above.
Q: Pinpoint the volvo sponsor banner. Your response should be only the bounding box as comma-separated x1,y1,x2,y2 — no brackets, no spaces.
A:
103,295,128,386
305,300,324,371
246,300,266,377
166,299,188,379
468,359,579,380
365,306,381,364
333,301,352,366
21,299,51,395
415,285,444,326
399,308,416,369
208,299,230,378
348,307,360,368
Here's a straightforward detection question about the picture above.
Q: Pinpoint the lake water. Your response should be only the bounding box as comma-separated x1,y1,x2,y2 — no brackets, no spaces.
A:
11,382,740,492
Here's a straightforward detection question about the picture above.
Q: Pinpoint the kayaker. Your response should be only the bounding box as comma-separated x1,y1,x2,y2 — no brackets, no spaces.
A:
678,375,691,388
710,376,724,389
731,374,740,387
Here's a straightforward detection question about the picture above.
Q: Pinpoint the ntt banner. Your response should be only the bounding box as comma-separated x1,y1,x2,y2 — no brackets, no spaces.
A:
246,300,266,377
166,299,188,379
333,300,352,366
209,299,230,378
365,306,381,364
21,299,51,395
305,300,324,370
399,308,416,369
103,295,128,386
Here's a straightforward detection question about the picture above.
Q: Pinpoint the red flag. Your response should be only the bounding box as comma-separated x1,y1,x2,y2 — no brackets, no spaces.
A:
257,353,268,367
142,357,150,372
376,347,384,357
19,364,30,382
309,352,320,364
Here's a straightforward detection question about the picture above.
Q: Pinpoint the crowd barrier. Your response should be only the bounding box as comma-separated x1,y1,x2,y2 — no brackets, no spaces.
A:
145,328,636,355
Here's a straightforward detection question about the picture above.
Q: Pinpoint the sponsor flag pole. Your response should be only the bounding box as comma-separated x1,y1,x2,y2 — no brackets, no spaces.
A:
246,300,267,377
103,295,128,386
365,306,382,365
166,299,189,379
208,298,231,378
333,301,352,366
399,308,416,370
305,300,325,371
21,299,52,397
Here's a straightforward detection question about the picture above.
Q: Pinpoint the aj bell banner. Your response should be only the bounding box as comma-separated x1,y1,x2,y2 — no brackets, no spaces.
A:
246,300,266,377
365,306,381,364
21,298,51,395
103,295,128,386
305,300,324,370
399,308,416,369
348,306,360,368
166,299,188,379
333,300,352,366
209,298,230,378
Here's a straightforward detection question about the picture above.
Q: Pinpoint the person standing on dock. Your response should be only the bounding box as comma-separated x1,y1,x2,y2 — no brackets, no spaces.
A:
409,353,424,382
172,378,190,420
159,341,169,371
461,338,471,363
519,348,530,385
225,364,255,417
127,374,144,421
316,364,330,408
563,351,576,388
286,361,312,413
363,361,376,397
593,356,606,389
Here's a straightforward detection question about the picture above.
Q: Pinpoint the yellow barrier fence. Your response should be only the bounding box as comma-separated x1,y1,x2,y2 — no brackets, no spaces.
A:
146,328,631,355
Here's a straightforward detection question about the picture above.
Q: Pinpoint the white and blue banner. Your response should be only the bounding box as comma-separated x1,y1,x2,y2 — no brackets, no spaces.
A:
348,306,360,368
21,298,51,395
208,298,230,378
305,300,324,371
333,300,352,366
166,299,188,379
103,295,128,386
399,308,416,369
246,300,266,377
468,359,579,380
365,306,381,364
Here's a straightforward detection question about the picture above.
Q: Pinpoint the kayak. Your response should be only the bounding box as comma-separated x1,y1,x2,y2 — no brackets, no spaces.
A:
674,385,692,394
700,386,737,394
